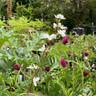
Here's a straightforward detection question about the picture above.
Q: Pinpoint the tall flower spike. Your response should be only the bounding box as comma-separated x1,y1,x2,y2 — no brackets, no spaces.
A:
60,58,67,68
62,37,68,44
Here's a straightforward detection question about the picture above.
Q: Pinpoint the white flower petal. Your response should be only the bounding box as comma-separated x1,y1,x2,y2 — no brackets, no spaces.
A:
33,77,40,87
39,44,45,52
58,30,66,37
53,23,57,28
55,14,66,19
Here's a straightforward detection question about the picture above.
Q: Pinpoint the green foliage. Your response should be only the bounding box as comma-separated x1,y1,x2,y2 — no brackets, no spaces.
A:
14,3,33,20
29,19,45,30
8,17,45,34
0,27,19,48
0,20,6,27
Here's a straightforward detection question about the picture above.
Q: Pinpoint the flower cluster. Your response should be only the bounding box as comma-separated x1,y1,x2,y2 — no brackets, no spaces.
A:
42,33,56,41
55,14,66,19
52,14,67,38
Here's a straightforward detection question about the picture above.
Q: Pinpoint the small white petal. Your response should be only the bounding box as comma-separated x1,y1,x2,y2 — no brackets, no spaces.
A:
39,44,45,52
53,23,57,28
55,14,66,19
33,77,40,87
84,56,88,60
58,30,66,37
50,34,57,39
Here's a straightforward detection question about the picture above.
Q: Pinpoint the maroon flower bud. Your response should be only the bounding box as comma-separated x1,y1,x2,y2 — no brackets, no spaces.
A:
28,29,32,33
91,86,94,89
68,53,71,56
92,66,95,69
62,37,68,44
70,67,73,70
13,64,20,70
84,52,89,56
83,71,89,77
71,41,74,43
60,58,67,68
51,25,53,28
73,52,77,56
45,66,50,71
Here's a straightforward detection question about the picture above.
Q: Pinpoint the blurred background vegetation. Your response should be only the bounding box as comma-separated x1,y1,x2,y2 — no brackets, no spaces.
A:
0,0,96,34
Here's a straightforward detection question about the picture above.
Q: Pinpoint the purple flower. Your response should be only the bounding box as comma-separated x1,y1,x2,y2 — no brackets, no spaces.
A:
60,58,67,68
83,71,89,77
13,64,20,70
2,47,6,50
62,37,68,44
84,52,89,56
68,53,71,56
45,66,50,71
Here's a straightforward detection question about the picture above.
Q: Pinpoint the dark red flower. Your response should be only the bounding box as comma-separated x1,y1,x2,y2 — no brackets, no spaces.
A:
84,52,89,56
71,41,74,43
45,66,50,71
83,71,89,77
51,25,53,28
62,37,68,44
13,64,20,70
68,53,71,56
60,58,67,68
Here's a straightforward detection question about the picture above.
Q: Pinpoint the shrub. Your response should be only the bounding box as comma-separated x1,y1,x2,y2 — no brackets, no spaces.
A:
0,20,6,27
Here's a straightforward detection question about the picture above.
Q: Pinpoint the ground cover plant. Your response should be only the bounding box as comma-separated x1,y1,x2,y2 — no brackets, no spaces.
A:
0,12,96,96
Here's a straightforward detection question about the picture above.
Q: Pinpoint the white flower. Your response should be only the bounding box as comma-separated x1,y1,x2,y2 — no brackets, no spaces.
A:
33,77,40,86
61,26,67,30
27,65,33,69
53,23,57,28
47,36,52,41
58,23,62,27
55,14,66,19
58,30,66,37
84,56,88,60
41,33,50,39
18,75,23,83
39,45,45,52
50,34,57,39
7,48,10,50
33,64,39,69
94,46,96,49
27,64,39,69
92,64,95,68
